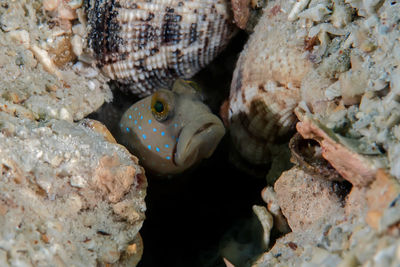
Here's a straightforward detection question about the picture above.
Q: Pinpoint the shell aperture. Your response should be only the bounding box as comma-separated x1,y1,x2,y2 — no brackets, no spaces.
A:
119,80,225,175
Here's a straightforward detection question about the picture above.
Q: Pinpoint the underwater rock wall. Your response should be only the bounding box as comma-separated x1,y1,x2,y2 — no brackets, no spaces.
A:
2,0,400,266
0,112,146,266
0,0,112,122
0,1,146,266
226,0,400,266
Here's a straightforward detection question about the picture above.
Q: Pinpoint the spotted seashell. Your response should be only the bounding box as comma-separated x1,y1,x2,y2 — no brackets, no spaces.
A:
225,1,312,165
85,0,235,97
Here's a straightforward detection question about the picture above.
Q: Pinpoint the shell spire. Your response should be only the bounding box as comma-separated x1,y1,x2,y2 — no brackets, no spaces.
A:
85,0,235,96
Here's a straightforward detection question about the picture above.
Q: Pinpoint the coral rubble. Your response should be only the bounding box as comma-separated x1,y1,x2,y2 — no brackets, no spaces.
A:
224,0,400,265
0,1,146,266
0,112,146,266
0,0,112,122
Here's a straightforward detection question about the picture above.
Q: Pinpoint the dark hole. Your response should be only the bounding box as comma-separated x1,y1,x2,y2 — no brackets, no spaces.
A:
96,230,111,236
89,31,271,267
332,180,353,206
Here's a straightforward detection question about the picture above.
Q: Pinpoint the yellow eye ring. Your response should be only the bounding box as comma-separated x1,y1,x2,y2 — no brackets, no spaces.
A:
151,90,174,121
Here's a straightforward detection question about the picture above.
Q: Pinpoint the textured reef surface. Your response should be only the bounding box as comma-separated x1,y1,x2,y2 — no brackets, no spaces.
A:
2,0,400,266
0,112,146,266
0,1,146,266
224,0,400,266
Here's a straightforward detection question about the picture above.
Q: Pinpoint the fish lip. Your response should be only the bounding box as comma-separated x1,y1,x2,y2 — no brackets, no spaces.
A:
174,114,225,168
175,122,216,165
192,122,215,136
172,128,182,167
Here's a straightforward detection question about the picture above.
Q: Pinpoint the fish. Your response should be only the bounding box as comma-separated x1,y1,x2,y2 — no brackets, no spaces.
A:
119,79,225,176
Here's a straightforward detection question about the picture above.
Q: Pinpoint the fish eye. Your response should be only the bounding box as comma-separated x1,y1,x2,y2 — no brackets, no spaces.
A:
154,100,164,113
151,90,174,121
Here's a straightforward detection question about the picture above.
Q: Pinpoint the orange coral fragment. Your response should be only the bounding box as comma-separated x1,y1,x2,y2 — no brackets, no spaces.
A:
82,119,117,144
93,154,136,203
296,116,378,186
366,170,400,230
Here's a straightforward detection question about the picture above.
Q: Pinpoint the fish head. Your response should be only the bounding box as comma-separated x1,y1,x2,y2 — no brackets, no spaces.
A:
119,80,225,176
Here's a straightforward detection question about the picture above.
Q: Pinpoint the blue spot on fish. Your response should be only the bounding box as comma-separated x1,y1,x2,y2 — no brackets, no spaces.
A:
134,120,137,125
166,156,171,160
140,115,143,120
142,134,146,139
153,128,157,132
156,147,160,152
148,145,151,150
139,126,142,130
161,131,165,136
148,119,152,124
174,123,178,128
165,144,169,148
126,127,130,132
129,115,132,119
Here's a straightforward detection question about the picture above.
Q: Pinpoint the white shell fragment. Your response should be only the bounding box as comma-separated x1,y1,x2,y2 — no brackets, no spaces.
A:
85,0,235,96
288,0,310,21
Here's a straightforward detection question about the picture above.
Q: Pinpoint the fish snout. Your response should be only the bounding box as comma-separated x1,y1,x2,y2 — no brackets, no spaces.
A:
174,114,225,168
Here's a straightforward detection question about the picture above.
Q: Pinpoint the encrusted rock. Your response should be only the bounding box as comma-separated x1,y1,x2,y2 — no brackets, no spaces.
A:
261,186,290,234
293,0,400,184
365,170,400,231
274,167,344,232
0,112,147,266
296,114,381,187
249,0,400,265
0,0,112,122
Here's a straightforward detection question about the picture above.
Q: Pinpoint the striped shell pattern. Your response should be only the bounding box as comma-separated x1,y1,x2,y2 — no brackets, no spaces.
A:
226,1,312,165
85,0,235,97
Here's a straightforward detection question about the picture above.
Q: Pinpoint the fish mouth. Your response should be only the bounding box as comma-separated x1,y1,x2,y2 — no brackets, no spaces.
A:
174,113,225,168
